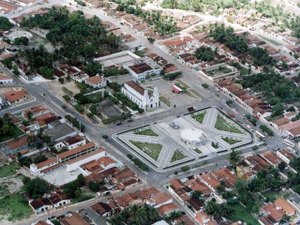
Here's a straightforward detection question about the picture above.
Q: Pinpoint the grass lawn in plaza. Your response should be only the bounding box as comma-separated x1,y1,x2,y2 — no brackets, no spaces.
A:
171,150,187,162
215,115,243,134
133,127,159,137
221,137,241,145
130,141,162,160
191,111,206,124
0,193,32,221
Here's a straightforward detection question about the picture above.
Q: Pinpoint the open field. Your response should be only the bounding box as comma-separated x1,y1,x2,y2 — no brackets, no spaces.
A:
0,194,32,221
0,163,19,178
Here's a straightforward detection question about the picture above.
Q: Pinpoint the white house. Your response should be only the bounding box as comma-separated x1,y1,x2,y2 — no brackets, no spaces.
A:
126,62,162,81
122,81,160,111
0,74,13,84
85,75,107,89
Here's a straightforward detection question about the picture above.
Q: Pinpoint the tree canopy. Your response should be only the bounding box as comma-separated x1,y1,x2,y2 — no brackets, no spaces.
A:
25,178,53,199
0,17,13,30
21,7,121,63
194,46,216,62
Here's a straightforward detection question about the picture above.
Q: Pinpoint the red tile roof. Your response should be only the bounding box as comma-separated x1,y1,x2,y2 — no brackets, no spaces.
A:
4,88,27,103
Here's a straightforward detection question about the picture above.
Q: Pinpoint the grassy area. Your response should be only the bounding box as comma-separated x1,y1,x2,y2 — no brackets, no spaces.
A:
0,185,9,197
133,127,159,137
215,115,243,134
159,96,171,107
127,154,149,171
84,92,104,103
221,137,241,145
0,126,24,143
0,194,32,221
73,193,95,203
130,141,162,160
171,150,187,162
0,163,19,178
192,111,206,124
227,202,260,225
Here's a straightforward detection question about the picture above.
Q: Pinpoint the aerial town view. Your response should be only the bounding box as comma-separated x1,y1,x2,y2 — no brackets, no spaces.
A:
1,0,300,224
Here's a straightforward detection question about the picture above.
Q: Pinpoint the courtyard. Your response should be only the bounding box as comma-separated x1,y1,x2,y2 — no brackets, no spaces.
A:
115,107,255,172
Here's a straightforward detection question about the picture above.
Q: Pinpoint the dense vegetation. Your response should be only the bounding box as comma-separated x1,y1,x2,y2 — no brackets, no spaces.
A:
108,204,160,225
116,2,177,35
21,46,56,79
24,178,53,199
0,16,13,30
0,114,23,142
239,71,300,106
194,46,216,62
21,7,121,64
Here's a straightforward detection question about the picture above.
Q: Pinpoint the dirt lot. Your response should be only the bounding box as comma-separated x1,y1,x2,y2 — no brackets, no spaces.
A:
47,80,80,102
144,78,200,108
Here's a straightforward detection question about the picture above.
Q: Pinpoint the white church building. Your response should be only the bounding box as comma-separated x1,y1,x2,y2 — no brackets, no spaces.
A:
122,81,160,111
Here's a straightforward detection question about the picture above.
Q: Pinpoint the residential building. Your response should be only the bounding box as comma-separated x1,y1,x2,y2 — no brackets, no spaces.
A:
44,120,77,143
4,88,28,104
122,81,160,111
85,75,107,89
0,74,13,84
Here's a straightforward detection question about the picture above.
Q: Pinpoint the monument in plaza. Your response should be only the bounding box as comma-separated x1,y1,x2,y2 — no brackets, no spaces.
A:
180,127,207,148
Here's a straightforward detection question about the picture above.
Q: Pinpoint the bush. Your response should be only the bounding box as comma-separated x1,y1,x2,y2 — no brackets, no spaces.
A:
63,95,70,101
58,77,64,84
74,104,84,113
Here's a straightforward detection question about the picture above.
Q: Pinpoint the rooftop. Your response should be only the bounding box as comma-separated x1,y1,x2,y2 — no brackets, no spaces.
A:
129,62,152,74
125,80,145,95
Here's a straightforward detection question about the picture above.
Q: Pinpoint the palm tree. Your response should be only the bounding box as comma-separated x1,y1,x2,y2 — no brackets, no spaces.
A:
228,149,241,173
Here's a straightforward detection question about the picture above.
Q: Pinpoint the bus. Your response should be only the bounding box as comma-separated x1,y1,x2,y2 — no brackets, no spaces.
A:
255,130,266,141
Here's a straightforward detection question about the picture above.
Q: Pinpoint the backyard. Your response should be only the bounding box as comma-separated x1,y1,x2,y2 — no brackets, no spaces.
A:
227,202,260,225
130,141,162,160
215,115,243,134
0,126,24,143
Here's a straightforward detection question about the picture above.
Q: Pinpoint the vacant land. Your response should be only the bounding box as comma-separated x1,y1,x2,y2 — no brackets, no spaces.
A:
0,163,19,178
215,115,243,134
171,150,186,162
133,127,159,137
0,194,32,221
192,111,206,124
130,141,162,160
0,126,24,143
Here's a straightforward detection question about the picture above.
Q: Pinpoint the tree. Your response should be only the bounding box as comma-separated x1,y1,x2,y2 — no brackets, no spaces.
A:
148,37,155,43
88,181,101,192
194,46,215,61
278,161,287,172
0,16,13,30
14,36,29,46
228,149,241,173
25,178,53,199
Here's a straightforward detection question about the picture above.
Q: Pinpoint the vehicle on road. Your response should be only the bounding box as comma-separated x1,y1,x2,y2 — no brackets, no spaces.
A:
187,107,195,112
255,130,266,141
